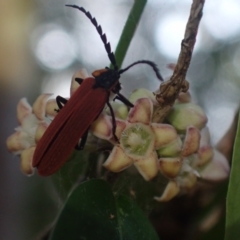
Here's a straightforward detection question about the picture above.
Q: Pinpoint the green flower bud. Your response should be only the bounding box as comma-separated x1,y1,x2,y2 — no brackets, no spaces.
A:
129,88,156,104
106,102,128,120
157,137,182,157
166,103,208,133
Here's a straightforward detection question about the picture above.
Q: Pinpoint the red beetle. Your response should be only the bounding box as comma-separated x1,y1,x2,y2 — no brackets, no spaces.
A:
32,5,163,176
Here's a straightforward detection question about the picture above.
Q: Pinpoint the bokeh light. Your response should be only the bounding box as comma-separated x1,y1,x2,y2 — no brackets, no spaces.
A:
154,13,190,59
32,25,77,71
203,0,240,41
41,71,74,98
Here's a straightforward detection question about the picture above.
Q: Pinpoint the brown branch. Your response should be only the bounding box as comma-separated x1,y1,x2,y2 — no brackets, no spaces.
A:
153,0,205,122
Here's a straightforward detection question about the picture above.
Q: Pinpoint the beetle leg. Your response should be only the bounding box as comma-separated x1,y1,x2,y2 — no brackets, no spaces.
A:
75,77,84,85
106,101,119,143
75,129,89,150
55,96,68,112
114,93,134,108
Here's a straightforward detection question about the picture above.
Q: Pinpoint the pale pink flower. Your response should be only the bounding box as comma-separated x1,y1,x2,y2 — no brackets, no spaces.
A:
6,95,51,175
6,69,89,175
91,90,230,202
91,98,179,181
155,125,229,202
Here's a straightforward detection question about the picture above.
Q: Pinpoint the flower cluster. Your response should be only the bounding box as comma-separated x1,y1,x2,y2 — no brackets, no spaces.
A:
6,69,229,202
6,69,89,176
91,89,230,201
6,95,52,175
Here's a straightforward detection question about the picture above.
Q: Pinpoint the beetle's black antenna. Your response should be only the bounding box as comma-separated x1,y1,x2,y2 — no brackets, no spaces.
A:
66,4,118,70
119,60,164,82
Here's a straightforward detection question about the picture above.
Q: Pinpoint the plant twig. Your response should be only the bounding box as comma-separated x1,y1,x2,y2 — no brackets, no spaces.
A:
153,0,205,122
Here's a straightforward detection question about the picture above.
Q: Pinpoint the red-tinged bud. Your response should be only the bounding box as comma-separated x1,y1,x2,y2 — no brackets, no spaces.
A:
20,147,35,176
181,126,200,157
197,145,214,166
32,94,53,120
91,114,113,141
127,98,153,124
17,98,32,125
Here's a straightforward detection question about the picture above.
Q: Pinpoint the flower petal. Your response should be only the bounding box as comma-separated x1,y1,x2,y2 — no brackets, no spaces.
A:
35,122,50,143
152,123,178,149
197,145,214,166
110,119,127,142
178,173,197,189
177,92,191,103
159,157,183,178
181,126,200,157
129,88,156,104
103,146,133,172
20,147,35,176
6,131,34,153
200,150,229,181
154,181,180,202
17,98,32,125
21,114,39,133
46,99,58,117
157,137,182,157
70,69,89,96
91,114,113,140
134,151,158,181
32,94,53,120
200,127,211,147
127,98,153,124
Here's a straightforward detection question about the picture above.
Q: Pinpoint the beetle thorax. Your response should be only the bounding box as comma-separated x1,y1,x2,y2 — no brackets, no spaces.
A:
92,68,120,90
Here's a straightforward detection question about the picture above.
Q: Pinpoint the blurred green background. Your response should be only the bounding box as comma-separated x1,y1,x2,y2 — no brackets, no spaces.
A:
1,0,240,239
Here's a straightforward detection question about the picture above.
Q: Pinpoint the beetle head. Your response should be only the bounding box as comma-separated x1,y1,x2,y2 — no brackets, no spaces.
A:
93,68,120,90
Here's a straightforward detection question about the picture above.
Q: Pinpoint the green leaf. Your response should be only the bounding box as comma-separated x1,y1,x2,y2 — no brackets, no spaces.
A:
51,150,91,200
225,111,240,239
115,194,159,239
49,179,159,240
51,150,100,200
